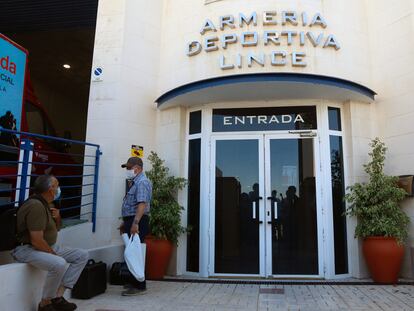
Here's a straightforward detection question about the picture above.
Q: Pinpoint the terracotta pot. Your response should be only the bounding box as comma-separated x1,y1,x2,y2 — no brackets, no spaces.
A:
363,237,404,284
144,235,173,280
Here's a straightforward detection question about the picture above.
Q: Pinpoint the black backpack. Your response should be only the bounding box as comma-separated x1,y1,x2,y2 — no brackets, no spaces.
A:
0,196,45,251
109,262,136,285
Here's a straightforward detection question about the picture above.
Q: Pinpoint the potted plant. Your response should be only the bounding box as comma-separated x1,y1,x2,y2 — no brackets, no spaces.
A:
345,138,409,284
145,151,187,280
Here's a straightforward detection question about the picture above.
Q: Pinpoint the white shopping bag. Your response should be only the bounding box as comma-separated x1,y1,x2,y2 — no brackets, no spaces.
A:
122,233,145,282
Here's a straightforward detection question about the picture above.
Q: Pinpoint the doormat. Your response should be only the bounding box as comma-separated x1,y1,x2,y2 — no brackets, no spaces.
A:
259,288,285,294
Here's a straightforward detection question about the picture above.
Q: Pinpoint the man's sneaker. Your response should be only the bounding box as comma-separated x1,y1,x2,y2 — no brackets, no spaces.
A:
38,303,57,311
121,288,147,296
51,297,77,311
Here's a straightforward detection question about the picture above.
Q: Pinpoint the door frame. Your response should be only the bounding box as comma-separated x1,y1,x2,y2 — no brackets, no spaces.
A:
185,102,351,279
209,131,324,278
209,133,266,277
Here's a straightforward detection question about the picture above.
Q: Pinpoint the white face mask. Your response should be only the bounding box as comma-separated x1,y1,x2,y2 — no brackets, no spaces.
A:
125,169,137,180
54,186,61,201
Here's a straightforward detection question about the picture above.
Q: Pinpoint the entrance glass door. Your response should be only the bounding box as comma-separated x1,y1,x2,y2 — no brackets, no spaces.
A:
265,136,319,276
212,134,320,277
214,137,263,275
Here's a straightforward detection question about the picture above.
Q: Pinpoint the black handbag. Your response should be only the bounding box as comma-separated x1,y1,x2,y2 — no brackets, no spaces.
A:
109,261,135,285
72,259,107,299
0,207,18,251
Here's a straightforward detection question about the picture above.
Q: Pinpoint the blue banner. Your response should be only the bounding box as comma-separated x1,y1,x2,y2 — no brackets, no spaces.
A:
0,35,27,131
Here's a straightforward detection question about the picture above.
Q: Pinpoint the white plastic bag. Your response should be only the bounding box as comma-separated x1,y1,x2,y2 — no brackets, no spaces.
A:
122,233,145,282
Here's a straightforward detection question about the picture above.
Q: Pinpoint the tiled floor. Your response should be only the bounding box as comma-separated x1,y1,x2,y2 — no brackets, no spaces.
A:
72,282,414,311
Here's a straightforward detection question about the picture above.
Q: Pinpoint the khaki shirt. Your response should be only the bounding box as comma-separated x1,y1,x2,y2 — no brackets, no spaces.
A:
16,196,58,246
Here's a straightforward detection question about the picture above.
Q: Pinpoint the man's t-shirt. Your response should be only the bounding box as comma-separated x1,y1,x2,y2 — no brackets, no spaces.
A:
16,197,58,246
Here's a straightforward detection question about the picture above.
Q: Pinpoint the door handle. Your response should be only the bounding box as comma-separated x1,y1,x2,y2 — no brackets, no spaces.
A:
267,197,278,220
252,201,256,219
274,202,278,220
253,201,264,224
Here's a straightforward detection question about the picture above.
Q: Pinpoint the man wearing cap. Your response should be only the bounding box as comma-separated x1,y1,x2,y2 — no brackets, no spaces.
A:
120,157,152,296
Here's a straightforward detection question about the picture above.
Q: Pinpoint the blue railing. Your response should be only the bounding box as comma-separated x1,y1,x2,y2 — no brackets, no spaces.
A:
0,128,102,232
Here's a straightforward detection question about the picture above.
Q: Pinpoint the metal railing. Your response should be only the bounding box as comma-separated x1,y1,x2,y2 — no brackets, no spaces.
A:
0,128,102,232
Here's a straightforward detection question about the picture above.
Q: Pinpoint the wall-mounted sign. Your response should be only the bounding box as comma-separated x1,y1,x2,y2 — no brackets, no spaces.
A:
92,66,104,82
212,106,317,132
186,11,341,70
131,145,144,158
0,34,27,131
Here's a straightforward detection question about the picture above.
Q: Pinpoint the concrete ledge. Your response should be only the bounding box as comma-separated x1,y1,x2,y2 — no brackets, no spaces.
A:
0,263,47,311
0,243,124,311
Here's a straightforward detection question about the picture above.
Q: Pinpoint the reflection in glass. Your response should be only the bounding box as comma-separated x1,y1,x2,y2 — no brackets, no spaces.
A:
269,139,318,275
330,135,348,274
328,107,342,131
215,140,260,274
187,139,201,272
189,111,202,134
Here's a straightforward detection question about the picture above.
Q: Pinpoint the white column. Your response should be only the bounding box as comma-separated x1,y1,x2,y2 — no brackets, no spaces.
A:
85,0,164,247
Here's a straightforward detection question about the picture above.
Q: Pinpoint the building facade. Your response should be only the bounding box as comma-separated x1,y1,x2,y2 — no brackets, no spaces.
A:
85,0,414,279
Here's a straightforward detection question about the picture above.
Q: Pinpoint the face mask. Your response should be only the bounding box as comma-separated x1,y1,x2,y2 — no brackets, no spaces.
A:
125,169,137,180
54,186,61,201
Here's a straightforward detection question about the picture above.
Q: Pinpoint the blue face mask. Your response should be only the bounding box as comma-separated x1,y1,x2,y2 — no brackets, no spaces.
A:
54,186,61,201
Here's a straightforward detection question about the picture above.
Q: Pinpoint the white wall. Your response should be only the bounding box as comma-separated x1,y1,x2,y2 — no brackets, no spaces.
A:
83,0,414,278
0,263,46,311
85,0,163,247
155,106,187,275
157,0,372,96
365,0,414,278
342,101,379,278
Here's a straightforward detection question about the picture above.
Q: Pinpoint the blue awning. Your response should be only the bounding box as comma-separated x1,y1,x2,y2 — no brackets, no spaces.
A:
156,73,376,109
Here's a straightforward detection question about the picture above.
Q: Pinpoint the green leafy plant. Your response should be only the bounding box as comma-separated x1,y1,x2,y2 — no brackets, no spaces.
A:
146,151,187,245
345,138,409,244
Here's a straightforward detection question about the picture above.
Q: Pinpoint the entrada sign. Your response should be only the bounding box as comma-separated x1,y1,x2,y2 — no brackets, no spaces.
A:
213,106,317,132
187,11,340,70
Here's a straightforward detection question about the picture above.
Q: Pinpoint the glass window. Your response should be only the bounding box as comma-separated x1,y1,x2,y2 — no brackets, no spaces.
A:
187,138,201,272
328,107,342,131
189,111,202,135
269,138,318,275
330,135,348,274
215,139,260,274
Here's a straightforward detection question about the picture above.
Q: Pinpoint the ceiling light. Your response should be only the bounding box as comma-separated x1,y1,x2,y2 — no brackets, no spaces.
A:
63,64,71,69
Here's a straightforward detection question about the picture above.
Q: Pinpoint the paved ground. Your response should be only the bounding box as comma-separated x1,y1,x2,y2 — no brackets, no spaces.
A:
72,281,414,311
